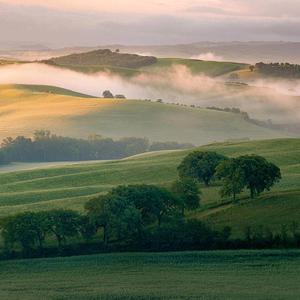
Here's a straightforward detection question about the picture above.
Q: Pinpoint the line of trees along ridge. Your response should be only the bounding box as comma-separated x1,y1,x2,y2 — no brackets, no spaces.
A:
0,130,194,163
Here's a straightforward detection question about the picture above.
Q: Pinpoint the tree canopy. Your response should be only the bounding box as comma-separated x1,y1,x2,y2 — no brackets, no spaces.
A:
178,151,227,186
217,155,281,199
171,178,201,215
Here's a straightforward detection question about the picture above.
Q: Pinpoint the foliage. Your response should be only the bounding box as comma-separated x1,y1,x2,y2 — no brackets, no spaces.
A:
102,90,114,98
216,158,245,201
0,130,193,163
236,155,281,198
85,185,179,244
256,62,300,78
2,210,83,252
216,155,281,199
178,151,227,186
171,178,201,215
44,210,82,248
2,212,48,252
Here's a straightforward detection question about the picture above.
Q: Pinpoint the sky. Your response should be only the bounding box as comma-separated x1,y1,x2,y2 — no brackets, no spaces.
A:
1,0,300,47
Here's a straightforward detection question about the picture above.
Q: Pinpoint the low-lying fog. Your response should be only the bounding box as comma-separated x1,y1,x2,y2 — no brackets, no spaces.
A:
0,63,299,123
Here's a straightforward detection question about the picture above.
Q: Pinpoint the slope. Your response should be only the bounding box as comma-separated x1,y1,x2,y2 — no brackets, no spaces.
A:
0,84,289,144
0,138,298,237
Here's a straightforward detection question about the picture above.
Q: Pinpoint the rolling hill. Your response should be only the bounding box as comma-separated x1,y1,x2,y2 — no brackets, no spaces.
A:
43,49,247,76
0,84,289,144
0,138,298,238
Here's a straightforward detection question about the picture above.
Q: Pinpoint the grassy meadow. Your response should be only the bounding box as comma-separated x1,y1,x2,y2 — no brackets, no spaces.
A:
43,49,248,77
0,84,289,144
0,250,299,300
0,138,298,237
142,58,247,77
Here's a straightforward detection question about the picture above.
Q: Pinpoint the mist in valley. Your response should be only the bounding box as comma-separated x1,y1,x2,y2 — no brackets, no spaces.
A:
0,63,299,124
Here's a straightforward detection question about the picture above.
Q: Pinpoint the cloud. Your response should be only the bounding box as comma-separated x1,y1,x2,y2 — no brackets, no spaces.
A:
0,62,299,123
190,52,224,61
1,1,300,46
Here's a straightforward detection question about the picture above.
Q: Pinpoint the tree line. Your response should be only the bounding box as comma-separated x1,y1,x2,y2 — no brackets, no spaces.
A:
255,62,300,78
0,130,193,164
0,150,291,260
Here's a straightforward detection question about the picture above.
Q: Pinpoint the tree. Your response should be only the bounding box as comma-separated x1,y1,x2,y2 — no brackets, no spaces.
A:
236,155,281,198
110,185,179,227
171,178,201,215
2,212,49,253
34,130,51,141
44,210,82,248
86,193,143,243
85,195,111,245
85,184,179,246
249,65,255,72
102,90,114,98
216,158,245,201
217,155,281,200
178,151,227,186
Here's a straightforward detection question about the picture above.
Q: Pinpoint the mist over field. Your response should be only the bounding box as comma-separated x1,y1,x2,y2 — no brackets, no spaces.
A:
0,63,299,123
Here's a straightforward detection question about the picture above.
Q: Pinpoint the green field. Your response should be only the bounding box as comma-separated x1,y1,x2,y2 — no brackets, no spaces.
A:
0,84,289,144
0,138,298,237
45,57,247,77
142,58,247,77
0,250,299,300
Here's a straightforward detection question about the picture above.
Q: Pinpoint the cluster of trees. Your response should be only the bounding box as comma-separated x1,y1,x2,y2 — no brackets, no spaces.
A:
206,106,250,120
1,210,86,255
241,223,300,249
1,182,222,257
255,62,300,78
178,151,281,200
0,151,285,260
0,130,193,163
102,90,126,99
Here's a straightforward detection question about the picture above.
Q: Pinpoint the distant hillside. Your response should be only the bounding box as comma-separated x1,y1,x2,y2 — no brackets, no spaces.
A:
0,84,95,98
41,48,247,76
105,41,300,64
5,41,300,64
0,84,289,145
44,49,157,69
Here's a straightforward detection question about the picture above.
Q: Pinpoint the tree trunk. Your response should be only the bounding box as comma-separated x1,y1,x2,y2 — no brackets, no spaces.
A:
103,224,109,246
181,205,185,217
158,215,162,227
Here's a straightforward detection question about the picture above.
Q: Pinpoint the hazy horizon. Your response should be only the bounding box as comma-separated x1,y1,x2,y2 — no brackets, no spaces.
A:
1,1,300,47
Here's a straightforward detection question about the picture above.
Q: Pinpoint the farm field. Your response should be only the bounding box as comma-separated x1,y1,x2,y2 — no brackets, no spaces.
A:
0,84,289,144
0,250,299,300
0,138,298,237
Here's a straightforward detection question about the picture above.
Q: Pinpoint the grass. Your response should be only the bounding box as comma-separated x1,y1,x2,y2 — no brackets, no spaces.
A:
0,84,289,144
47,58,247,77
143,58,247,77
43,49,247,77
3,84,96,98
0,250,299,300
0,138,298,237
